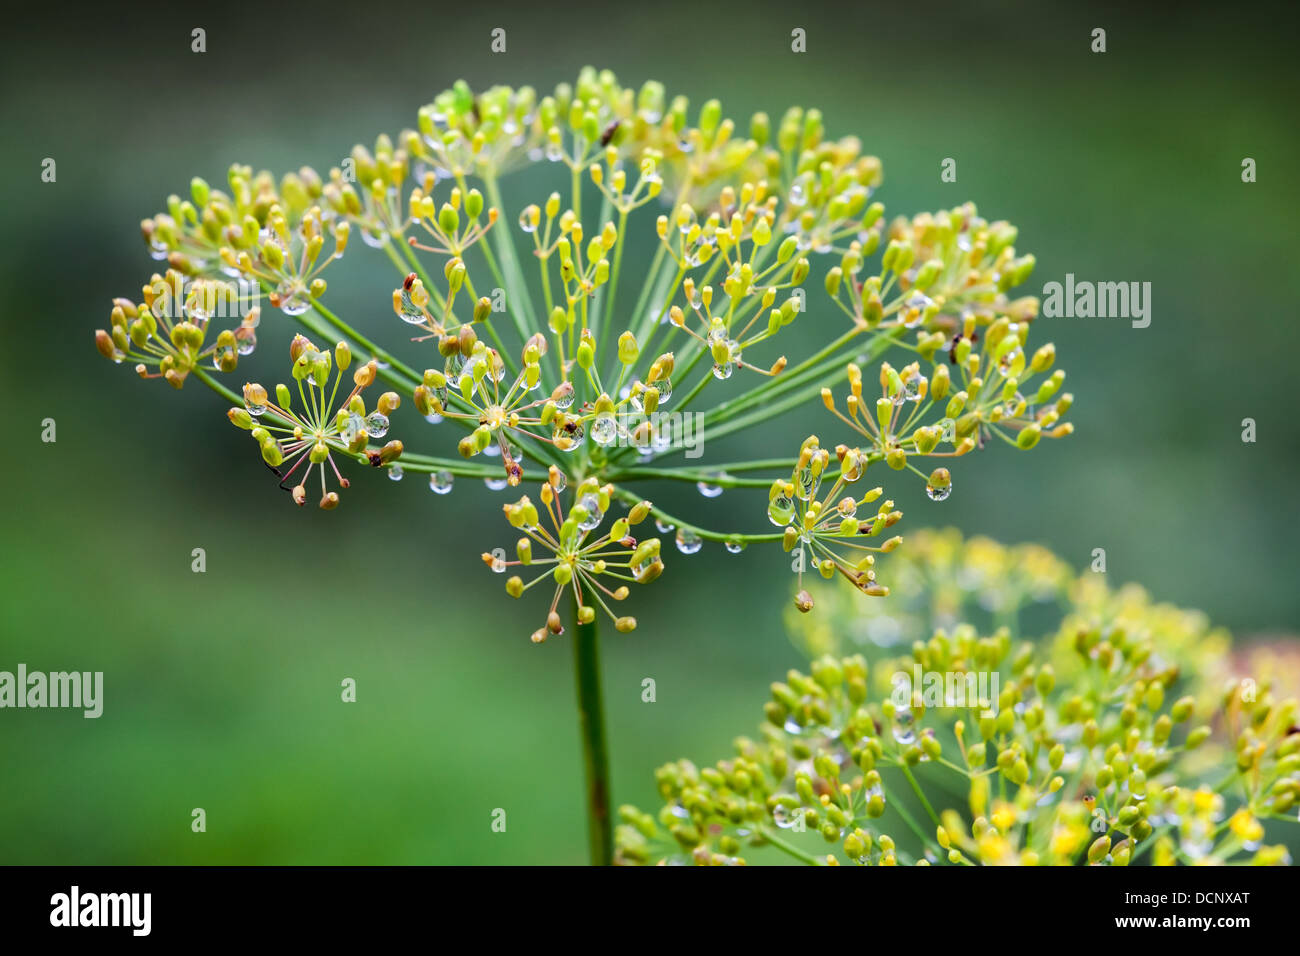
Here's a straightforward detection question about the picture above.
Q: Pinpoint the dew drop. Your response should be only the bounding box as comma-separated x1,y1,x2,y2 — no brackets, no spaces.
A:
359,225,389,248
276,280,311,316
397,290,426,325
388,464,404,481
484,476,508,491
767,494,794,527
429,470,454,494
339,414,361,444
443,353,465,386
891,707,916,745
675,528,702,554
590,412,618,447
901,292,933,329
363,412,390,438
696,480,723,498
577,500,603,532
655,518,674,534
925,483,952,502
554,422,585,450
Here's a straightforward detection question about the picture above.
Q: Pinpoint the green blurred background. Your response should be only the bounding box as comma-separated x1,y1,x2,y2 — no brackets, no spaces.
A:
0,0,1296,863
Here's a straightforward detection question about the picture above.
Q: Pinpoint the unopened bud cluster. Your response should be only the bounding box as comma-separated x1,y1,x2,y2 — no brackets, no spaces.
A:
616,532,1297,865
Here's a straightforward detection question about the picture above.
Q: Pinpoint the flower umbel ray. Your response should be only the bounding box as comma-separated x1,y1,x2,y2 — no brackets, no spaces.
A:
228,335,403,509
491,467,662,642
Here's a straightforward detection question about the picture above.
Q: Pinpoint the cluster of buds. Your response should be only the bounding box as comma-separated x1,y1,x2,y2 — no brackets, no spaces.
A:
768,436,902,612
95,270,259,388
491,467,663,641
138,168,351,318
660,194,808,381
617,532,1299,865
820,323,1070,502
405,180,498,261
228,336,402,508
323,136,410,246
786,528,1075,658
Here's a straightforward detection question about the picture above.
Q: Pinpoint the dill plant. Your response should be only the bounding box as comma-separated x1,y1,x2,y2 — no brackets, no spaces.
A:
95,68,1073,864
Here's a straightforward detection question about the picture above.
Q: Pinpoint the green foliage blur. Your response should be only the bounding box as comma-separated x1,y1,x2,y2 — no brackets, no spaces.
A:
0,0,1296,863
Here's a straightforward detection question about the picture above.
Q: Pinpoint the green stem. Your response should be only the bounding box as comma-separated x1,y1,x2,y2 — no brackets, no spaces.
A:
756,826,824,865
573,600,612,866
900,763,941,826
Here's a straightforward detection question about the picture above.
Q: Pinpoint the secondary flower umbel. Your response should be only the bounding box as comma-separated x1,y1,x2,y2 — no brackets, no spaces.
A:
228,336,403,509
492,468,662,642
769,436,902,612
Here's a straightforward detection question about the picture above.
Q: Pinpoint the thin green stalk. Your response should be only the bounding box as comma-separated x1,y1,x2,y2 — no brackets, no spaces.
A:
756,826,825,865
573,600,613,866
899,763,942,827
482,175,539,342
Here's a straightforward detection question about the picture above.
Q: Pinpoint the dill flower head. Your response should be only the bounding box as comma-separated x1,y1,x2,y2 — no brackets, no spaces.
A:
491,467,661,641
616,532,1299,866
769,435,902,612
228,336,403,509
96,269,260,388
96,66,1075,633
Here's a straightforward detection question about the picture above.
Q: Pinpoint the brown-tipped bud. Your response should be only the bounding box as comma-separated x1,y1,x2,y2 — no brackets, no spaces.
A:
795,589,814,613
291,485,307,506
319,491,340,510
94,329,118,360
634,558,664,584
628,500,651,524
551,381,574,407
547,610,564,635
289,334,315,364
353,360,378,388
457,324,478,357
242,382,267,408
